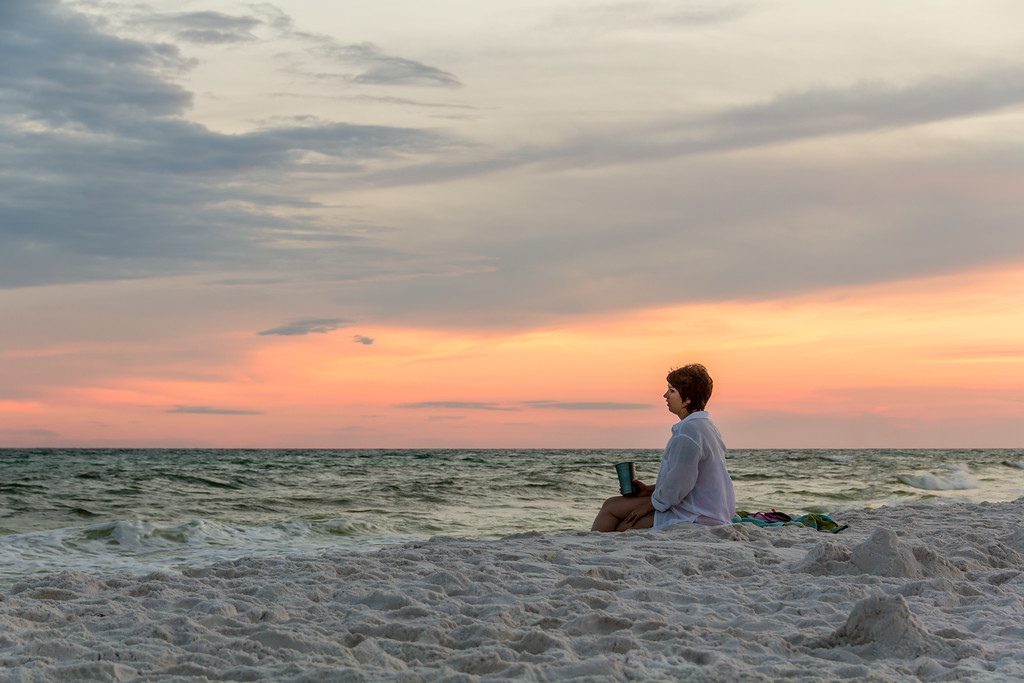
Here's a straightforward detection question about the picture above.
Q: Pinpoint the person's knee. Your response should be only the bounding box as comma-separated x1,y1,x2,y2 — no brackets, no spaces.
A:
600,495,621,510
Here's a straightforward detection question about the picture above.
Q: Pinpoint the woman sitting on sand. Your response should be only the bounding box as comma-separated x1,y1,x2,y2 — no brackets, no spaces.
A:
591,364,735,532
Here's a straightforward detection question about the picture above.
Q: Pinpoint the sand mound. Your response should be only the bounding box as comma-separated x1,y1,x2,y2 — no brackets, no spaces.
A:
820,591,991,678
798,526,964,580
824,593,936,657
850,527,963,579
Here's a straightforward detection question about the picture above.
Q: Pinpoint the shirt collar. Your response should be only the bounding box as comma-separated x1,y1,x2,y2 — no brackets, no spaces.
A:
672,410,708,431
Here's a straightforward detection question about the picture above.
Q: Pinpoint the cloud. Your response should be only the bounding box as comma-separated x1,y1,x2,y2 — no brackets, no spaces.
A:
0,1,458,289
342,43,462,87
397,400,650,411
524,401,650,411
367,67,1024,187
250,4,461,87
559,1,756,30
352,335,374,345
7,1,1024,333
324,66,1024,327
123,3,460,88
397,401,520,411
257,318,352,336
166,405,264,415
0,2,194,127
143,11,262,44
0,428,61,438
690,69,1024,154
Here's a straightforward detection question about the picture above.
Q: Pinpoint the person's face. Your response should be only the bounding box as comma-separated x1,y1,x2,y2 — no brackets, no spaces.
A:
663,384,690,418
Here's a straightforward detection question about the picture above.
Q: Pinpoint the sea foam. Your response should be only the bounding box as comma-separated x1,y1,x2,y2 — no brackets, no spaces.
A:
897,464,979,491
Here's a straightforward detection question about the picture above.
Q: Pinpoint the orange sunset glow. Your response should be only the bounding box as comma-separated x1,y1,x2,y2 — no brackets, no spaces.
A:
5,259,1023,449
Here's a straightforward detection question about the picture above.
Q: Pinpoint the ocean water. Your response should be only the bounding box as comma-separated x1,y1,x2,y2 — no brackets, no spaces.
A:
2,447,1023,588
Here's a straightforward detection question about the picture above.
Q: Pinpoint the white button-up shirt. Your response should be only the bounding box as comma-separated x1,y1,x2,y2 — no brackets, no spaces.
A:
651,411,735,528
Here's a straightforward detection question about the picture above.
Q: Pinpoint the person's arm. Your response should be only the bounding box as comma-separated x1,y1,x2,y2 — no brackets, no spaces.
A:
650,434,700,512
631,479,656,496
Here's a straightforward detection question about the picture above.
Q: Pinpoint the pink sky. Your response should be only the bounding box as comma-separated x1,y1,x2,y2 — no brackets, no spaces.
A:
4,260,1022,448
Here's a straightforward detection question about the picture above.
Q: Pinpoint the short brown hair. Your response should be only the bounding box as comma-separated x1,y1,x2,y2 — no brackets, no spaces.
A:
666,364,713,412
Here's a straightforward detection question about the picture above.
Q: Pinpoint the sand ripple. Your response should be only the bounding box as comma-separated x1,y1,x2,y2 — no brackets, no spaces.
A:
1,499,1023,681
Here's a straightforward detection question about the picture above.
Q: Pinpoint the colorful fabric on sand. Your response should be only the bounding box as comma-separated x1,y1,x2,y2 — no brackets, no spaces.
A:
733,509,849,533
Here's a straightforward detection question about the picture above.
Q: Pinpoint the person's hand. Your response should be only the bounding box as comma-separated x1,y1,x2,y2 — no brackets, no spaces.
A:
620,478,642,497
622,499,655,527
633,479,655,495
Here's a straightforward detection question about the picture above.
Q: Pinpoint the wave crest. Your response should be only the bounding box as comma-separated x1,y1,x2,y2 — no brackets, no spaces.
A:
897,464,979,491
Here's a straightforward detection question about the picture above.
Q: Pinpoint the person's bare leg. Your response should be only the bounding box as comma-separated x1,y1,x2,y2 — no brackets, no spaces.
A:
591,494,652,532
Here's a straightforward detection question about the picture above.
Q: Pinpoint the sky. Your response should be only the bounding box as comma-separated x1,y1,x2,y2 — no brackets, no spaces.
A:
2,0,1024,449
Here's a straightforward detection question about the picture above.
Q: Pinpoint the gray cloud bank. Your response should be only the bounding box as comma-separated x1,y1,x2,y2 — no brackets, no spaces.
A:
257,318,352,336
525,401,649,411
398,401,649,411
370,68,1024,182
349,68,1024,324
557,1,757,30
319,42,462,87
5,1,1024,330
166,405,263,415
142,11,261,44
248,3,461,87
397,402,519,412
0,1,456,289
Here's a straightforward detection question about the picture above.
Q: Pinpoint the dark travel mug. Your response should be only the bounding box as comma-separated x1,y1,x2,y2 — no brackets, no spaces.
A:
615,461,637,496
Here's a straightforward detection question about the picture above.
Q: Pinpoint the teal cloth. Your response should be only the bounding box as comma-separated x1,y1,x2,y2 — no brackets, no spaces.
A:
732,510,849,533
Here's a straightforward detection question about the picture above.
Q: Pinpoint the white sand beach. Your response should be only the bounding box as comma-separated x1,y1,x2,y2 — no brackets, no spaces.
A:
2,499,1023,682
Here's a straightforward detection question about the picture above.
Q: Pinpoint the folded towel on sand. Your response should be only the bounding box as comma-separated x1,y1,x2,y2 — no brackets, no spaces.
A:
734,510,849,533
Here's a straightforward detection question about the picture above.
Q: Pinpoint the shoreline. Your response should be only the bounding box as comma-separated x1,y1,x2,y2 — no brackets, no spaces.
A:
2,498,1023,681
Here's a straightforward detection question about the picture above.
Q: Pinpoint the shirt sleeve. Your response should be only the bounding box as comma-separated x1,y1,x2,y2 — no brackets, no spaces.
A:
650,432,701,512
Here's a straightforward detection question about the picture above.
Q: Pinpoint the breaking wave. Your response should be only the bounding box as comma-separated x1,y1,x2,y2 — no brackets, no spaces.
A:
897,464,979,491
